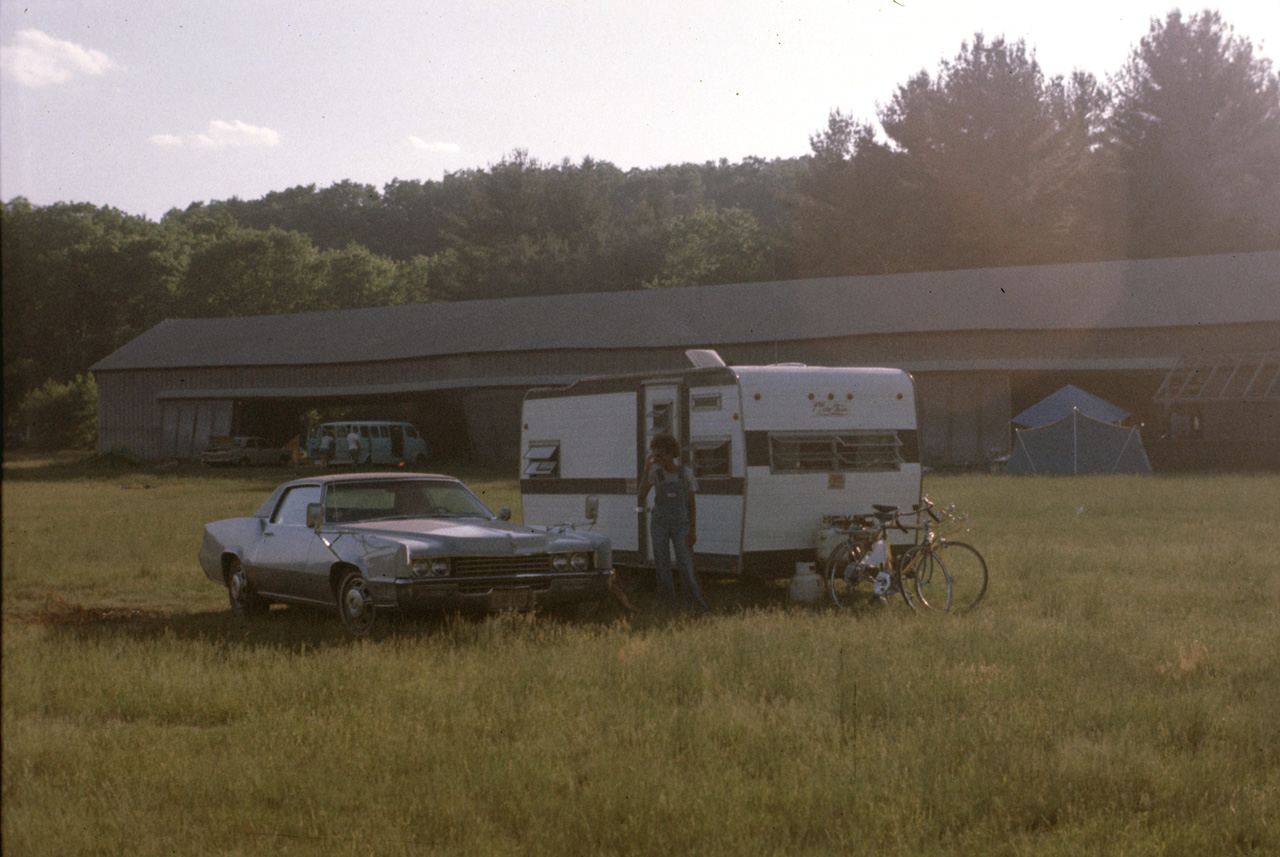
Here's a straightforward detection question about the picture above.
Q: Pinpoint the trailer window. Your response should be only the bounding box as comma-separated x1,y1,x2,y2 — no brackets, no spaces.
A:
523,441,560,477
691,392,722,411
690,438,731,478
650,403,673,434
769,431,902,473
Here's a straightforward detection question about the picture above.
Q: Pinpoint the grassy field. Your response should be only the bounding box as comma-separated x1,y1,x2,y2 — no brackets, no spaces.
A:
2,454,1278,856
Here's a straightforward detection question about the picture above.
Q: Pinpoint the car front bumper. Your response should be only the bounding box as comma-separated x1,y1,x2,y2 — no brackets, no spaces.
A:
382,570,613,612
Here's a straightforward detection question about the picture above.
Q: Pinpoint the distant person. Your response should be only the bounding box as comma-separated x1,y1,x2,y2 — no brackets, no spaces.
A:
637,433,710,614
318,432,335,468
346,428,361,463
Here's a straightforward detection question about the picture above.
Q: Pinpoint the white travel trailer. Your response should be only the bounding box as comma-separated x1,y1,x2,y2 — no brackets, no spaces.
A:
520,351,922,577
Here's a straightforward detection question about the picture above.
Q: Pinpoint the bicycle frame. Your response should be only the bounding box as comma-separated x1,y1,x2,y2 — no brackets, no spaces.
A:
824,506,909,604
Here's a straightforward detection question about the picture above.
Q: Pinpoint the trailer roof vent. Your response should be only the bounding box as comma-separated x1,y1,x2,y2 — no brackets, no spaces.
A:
686,349,727,368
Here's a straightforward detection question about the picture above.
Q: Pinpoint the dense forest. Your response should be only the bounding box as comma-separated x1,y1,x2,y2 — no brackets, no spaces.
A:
4,10,1279,430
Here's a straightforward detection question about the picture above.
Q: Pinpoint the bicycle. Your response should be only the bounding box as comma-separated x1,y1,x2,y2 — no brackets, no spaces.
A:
822,504,952,614
900,495,988,612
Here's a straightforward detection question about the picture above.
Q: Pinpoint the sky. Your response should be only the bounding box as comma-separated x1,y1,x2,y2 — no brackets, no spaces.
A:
2,1,1278,221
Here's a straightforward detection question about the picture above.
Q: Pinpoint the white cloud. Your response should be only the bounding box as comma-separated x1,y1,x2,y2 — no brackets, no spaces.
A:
151,120,281,149
410,136,461,153
194,119,281,149
0,29,120,87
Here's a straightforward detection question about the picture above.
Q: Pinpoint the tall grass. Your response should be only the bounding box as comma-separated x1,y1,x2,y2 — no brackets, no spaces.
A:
3,457,1278,856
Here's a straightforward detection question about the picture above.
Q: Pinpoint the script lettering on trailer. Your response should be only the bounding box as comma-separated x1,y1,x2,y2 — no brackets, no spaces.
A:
810,400,849,417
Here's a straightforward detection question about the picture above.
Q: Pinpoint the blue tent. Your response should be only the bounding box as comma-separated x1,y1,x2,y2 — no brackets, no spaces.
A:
1007,409,1152,474
1012,384,1131,428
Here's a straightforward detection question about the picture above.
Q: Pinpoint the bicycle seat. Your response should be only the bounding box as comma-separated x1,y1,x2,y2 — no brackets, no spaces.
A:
872,504,898,514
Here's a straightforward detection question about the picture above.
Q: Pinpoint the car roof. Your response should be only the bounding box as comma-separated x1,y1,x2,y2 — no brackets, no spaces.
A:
281,472,459,487
251,472,466,518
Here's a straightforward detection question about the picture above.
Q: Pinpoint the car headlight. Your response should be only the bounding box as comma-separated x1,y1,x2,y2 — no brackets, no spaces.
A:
412,557,451,577
552,553,589,572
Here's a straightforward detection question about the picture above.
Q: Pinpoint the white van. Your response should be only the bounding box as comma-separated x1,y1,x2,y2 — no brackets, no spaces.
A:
520,351,921,578
306,421,430,466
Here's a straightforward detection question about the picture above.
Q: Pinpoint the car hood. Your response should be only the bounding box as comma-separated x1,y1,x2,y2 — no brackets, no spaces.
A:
336,518,578,555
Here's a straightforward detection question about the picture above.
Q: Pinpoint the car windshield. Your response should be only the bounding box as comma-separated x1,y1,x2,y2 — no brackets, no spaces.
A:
324,479,493,523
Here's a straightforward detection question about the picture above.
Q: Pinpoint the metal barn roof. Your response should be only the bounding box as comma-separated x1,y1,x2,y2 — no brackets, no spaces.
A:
92,251,1280,372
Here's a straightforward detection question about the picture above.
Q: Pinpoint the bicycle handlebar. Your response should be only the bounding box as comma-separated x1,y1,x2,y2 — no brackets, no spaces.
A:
827,496,959,542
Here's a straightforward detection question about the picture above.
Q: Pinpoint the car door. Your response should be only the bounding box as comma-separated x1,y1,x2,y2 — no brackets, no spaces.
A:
247,484,329,604
390,425,404,461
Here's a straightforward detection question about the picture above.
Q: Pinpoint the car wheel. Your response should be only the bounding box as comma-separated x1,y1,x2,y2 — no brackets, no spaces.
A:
227,557,267,617
337,570,377,636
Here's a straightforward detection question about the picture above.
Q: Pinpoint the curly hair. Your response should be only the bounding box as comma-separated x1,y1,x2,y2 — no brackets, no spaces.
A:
649,433,681,457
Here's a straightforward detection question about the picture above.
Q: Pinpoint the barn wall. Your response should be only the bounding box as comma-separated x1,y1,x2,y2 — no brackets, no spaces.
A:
95,321,1279,465
914,373,1012,470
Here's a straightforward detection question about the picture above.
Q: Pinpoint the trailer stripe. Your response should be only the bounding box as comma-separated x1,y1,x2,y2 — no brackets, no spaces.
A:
521,478,745,496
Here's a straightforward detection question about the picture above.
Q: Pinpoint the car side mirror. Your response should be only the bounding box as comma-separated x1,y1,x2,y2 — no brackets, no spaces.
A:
498,507,512,521
585,495,599,523
306,503,324,529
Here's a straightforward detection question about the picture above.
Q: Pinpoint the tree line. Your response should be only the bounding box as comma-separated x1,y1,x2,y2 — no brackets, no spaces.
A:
4,10,1278,437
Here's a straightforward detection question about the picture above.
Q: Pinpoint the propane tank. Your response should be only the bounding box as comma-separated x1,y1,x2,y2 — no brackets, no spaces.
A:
790,562,824,604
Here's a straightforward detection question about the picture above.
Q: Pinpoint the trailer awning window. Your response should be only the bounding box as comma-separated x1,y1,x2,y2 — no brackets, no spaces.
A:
523,441,560,477
691,393,722,411
690,438,731,478
769,431,902,473
649,403,673,434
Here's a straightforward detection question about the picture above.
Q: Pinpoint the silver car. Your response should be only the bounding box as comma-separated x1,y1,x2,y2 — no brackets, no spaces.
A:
199,436,288,467
199,472,612,635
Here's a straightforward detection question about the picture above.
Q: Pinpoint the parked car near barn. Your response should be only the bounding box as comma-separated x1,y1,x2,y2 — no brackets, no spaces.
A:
199,472,613,635
199,436,288,466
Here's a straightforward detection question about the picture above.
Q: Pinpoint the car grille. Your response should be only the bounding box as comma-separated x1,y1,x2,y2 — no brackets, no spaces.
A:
451,555,555,576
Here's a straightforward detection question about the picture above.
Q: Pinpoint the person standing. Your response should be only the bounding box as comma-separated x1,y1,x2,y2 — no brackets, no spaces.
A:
318,431,335,468
637,433,710,613
346,427,361,464
284,434,302,466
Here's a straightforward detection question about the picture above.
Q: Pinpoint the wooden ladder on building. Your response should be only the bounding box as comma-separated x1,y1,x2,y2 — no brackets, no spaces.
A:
1155,352,1280,403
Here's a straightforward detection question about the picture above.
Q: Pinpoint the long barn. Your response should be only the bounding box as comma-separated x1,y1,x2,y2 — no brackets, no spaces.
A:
91,251,1280,470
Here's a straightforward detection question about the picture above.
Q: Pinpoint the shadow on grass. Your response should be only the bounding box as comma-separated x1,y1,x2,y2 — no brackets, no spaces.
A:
19,571,799,651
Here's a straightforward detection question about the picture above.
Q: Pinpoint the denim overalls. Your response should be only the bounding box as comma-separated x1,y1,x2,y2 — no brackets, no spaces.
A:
649,465,710,612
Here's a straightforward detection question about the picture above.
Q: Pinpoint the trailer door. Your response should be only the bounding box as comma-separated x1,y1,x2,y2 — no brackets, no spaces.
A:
641,381,682,563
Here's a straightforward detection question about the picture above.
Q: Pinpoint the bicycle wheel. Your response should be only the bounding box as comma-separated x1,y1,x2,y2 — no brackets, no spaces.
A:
899,547,952,614
935,541,987,611
826,548,877,608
